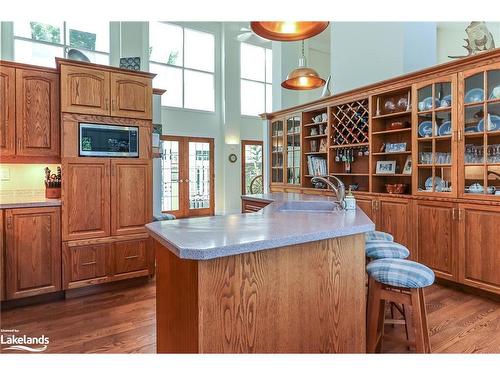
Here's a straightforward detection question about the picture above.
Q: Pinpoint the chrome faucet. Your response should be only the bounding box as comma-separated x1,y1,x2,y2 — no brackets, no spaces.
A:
311,175,346,209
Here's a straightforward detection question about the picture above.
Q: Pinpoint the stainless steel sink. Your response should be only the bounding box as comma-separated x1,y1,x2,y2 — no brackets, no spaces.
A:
277,200,342,213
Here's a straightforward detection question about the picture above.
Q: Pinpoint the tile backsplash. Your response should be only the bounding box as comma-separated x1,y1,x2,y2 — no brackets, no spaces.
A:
0,164,60,199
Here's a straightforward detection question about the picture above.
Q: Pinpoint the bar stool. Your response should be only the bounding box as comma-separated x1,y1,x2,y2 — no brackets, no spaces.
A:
366,258,435,353
365,231,394,242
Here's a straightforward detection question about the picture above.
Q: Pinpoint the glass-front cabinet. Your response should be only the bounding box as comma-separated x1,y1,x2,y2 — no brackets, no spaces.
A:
270,119,284,183
414,75,457,196
286,114,301,185
460,63,500,198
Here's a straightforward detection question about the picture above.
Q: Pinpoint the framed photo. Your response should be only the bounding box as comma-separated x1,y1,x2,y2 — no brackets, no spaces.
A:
376,160,396,175
403,155,412,175
319,138,328,152
385,142,407,153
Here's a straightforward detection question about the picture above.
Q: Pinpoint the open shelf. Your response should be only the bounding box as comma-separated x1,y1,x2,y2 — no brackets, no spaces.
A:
372,128,411,135
372,110,412,120
372,151,412,156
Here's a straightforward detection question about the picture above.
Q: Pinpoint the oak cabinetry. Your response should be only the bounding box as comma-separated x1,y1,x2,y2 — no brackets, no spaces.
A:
113,237,152,277
0,66,16,157
4,207,61,300
0,61,60,161
458,203,500,294
0,210,4,300
241,198,270,213
62,158,111,241
59,59,154,119
375,197,412,252
110,73,152,119
15,68,59,157
63,242,109,287
355,195,376,222
60,64,110,116
110,159,152,236
413,200,458,280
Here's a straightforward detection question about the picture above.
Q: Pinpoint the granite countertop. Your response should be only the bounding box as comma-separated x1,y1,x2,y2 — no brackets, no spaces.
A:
0,197,62,209
146,192,374,260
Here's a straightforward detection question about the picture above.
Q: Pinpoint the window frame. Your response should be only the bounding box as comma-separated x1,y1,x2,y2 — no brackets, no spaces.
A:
13,21,111,66
149,22,216,113
240,41,272,118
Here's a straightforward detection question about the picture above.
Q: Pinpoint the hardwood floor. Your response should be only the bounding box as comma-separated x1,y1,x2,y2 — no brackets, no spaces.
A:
0,281,498,353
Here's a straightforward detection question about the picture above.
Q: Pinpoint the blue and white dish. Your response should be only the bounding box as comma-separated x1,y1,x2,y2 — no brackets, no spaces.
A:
490,86,500,100
438,121,452,136
439,95,452,108
487,115,500,131
477,119,485,132
464,88,484,104
418,121,433,137
418,97,440,111
468,182,484,194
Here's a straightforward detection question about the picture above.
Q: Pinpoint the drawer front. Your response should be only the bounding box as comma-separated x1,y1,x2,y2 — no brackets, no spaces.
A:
114,239,148,275
66,243,108,283
242,199,270,213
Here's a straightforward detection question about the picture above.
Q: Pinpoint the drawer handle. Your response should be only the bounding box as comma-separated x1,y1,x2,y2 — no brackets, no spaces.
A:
125,255,139,260
81,261,97,266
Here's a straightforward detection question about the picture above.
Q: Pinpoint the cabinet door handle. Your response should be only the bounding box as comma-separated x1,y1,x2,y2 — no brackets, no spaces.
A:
81,261,97,266
111,165,115,177
452,208,457,221
125,255,139,260
112,99,116,111
458,208,464,221
457,129,462,142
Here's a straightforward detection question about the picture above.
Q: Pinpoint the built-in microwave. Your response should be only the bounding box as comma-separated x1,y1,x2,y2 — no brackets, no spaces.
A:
79,123,139,157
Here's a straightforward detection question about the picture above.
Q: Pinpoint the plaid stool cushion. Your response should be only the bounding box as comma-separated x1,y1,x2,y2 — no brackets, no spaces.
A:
365,231,394,242
153,213,176,221
366,258,435,288
365,241,410,260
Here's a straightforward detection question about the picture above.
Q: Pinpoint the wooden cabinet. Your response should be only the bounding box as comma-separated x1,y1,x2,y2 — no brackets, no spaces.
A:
0,63,59,160
59,60,153,119
355,195,376,222
4,207,61,299
111,159,152,236
63,236,153,289
458,203,500,294
15,69,59,157
60,64,110,116
110,73,152,119
372,197,412,254
0,210,4,300
0,66,16,157
62,158,111,241
241,198,271,213
414,200,458,280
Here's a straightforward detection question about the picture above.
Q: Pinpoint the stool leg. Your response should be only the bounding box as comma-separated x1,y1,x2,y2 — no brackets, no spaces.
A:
403,304,415,351
367,279,385,353
410,288,431,353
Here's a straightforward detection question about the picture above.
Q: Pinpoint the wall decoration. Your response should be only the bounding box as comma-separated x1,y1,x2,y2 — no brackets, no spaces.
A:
228,153,238,163
448,22,496,59
376,160,396,175
385,142,407,153
120,57,141,71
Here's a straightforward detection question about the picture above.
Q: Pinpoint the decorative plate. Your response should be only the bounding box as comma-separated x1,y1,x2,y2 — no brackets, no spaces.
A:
487,115,500,131
418,97,440,111
438,121,452,136
425,176,444,192
464,88,484,104
468,182,484,194
418,121,433,137
489,85,500,100
477,119,485,132
439,95,452,108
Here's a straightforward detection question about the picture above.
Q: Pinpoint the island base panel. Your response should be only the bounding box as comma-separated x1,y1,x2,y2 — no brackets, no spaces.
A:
155,234,366,353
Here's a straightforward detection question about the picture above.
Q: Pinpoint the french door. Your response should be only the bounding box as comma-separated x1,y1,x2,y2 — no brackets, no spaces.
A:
160,136,214,218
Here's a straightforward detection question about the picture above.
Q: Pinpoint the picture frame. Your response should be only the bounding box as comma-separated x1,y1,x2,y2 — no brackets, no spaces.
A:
402,155,412,175
385,142,407,153
319,138,328,152
376,160,396,175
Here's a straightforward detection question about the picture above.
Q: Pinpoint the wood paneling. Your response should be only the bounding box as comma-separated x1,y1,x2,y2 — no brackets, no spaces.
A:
0,66,16,156
0,210,4,301
459,204,500,294
376,197,412,252
15,68,59,157
4,207,61,299
60,64,110,115
62,158,110,241
63,242,109,287
113,238,149,276
110,159,152,236
110,73,152,119
414,200,457,280
155,235,366,353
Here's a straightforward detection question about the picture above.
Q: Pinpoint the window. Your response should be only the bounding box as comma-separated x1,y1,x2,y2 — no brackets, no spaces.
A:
241,141,264,194
240,42,272,117
13,21,110,67
149,22,215,112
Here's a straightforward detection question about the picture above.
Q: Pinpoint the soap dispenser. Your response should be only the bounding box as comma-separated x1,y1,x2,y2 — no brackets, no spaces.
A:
344,187,356,210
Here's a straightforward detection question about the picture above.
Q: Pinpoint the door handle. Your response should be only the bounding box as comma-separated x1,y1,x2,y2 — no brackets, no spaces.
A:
104,98,109,110
458,208,464,221
6,216,13,229
81,261,97,266
125,255,139,260
111,99,116,111
452,208,457,221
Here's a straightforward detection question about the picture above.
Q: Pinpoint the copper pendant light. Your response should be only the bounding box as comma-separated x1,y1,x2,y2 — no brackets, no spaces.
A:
281,41,326,90
250,21,329,42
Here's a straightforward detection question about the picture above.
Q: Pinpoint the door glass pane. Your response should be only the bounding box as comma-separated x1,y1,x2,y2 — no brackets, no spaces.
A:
487,70,500,100
189,142,211,210
244,144,263,194
464,73,484,104
161,141,180,212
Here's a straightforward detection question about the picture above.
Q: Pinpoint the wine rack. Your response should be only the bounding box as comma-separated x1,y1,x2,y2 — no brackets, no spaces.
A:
331,99,369,146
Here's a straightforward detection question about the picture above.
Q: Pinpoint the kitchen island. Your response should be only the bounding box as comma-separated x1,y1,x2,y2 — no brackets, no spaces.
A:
146,193,374,353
